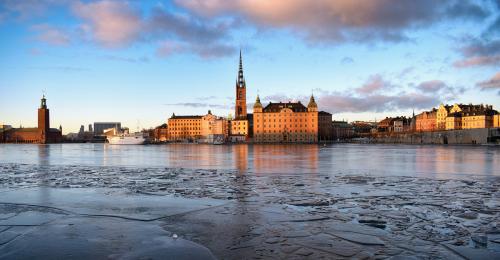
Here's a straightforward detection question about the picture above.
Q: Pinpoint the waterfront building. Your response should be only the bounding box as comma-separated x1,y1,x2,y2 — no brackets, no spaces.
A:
443,104,497,130
446,113,462,130
461,105,496,129
415,109,437,132
167,114,202,141
153,123,169,142
2,95,62,143
331,121,354,140
167,111,229,142
252,95,324,143
437,104,453,130
377,117,394,132
94,122,121,135
494,114,500,128
351,121,376,135
393,117,412,132
377,116,411,133
318,111,333,141
201,110,229,143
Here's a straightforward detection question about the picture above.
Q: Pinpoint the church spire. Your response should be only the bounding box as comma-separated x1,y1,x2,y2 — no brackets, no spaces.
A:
237,49,245,88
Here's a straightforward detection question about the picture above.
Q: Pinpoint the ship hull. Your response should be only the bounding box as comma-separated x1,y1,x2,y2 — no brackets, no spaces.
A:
108,136,145,145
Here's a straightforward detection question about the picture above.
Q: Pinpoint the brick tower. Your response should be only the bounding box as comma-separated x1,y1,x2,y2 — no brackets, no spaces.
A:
38,95,50,144
235,50,247,119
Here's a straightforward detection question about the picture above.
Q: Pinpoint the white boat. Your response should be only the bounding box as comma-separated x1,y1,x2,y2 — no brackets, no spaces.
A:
107,133,145,145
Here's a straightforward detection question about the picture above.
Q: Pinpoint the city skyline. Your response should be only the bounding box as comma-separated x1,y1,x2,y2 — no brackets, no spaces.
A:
1,1,499,134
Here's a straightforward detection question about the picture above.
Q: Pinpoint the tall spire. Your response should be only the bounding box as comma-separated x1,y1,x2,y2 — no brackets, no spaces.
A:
237,49,245,88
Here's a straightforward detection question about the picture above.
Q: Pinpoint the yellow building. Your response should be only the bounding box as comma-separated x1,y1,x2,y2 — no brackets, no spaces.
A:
168,111,230,142
443,104,497,130
494,114,500,128
437,104,451,130
253,95,322,143
445,113,462,130
201,111,229,142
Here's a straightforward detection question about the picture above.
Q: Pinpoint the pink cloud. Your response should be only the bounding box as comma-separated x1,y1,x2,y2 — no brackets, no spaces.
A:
355,74,392,94
72,1,142,47
31,23,70,46
477,72,500,92
453,55,500,68
176,0,488,43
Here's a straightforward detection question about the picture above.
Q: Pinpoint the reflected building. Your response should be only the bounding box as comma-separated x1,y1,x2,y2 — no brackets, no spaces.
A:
232,144,248,173
252,144,318,175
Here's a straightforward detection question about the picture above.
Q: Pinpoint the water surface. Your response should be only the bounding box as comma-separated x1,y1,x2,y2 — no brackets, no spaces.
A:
1,143,498,179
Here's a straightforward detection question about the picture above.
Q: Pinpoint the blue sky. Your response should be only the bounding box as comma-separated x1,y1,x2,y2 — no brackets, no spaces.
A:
0,0,499,133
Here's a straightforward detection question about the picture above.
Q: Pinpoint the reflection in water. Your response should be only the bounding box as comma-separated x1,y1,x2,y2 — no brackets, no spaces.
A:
0,143,498,179
37,144,51,206
252,144,318,175
232,145,248,174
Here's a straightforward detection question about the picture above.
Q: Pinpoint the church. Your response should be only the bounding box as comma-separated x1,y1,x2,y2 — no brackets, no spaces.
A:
1,95,62,143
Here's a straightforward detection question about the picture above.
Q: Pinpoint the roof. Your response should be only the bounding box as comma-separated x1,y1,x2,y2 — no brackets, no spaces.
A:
170,115,203,119
319,111,331,115
263,102,308,113
6,127,39,132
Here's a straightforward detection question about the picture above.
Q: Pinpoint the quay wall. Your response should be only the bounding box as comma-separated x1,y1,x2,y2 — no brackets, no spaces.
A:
368,128,500,145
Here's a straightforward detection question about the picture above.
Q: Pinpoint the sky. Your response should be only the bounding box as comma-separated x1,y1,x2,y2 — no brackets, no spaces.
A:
0,0,499,134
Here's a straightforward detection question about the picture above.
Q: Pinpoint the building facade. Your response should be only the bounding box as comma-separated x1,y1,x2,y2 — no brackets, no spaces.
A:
415,109,437,132
167,114,202,141
2,96,62,143
201,111,229,142
318,111,333,141
252,95,320,143
93,122,121,135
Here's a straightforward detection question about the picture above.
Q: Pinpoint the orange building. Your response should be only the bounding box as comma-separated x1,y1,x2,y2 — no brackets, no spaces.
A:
167,114,202,141
252,95,325,143
415,109,437,132
2,96,62,143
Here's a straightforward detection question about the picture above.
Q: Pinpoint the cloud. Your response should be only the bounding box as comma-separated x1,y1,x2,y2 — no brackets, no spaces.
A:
72,1,142,47
454,39,500,67
261,75,462,113
156,40,236,59
0,0,61,21
477,72,500,94
355,74,392,94
31,23,70,46
317,92,440,113
100,55,149,63
164,102,229,109
70,1,236,58
176,0,490,44
416,80,447,92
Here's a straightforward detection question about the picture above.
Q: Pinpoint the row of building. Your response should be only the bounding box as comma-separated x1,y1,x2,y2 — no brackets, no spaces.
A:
415,103,500,132
151,52,333,143
3,52,499,144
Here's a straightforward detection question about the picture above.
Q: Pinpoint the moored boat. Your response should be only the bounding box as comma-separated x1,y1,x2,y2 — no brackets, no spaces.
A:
107,133,145,145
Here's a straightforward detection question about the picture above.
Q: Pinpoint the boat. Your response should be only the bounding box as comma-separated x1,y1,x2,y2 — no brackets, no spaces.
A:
107,133,145,145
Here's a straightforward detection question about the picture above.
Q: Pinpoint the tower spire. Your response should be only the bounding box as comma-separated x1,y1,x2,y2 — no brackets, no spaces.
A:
237,49,245,88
